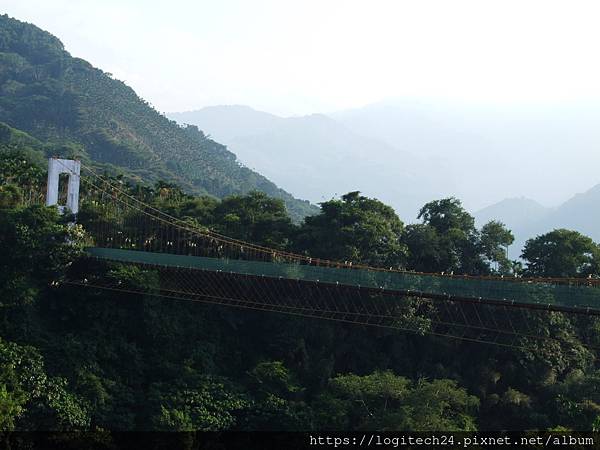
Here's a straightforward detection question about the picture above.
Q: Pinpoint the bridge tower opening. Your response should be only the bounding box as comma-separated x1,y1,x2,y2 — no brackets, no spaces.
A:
46,158,81,215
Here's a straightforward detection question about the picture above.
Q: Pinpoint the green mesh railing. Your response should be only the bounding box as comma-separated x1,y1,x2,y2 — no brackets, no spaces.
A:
86,248,600,312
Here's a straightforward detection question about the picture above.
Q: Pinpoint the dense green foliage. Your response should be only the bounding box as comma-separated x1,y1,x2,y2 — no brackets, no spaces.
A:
0,14,316,220
2,152,600,432
522,229,600,278
405,198,514,275
294,191,407,267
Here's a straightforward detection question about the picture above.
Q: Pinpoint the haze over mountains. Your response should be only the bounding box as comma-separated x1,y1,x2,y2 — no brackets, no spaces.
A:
170,106,452,220
333,99,600,207
171,101,600,256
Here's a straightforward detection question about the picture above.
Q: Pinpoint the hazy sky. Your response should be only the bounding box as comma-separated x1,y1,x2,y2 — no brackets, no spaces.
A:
3,0,600,115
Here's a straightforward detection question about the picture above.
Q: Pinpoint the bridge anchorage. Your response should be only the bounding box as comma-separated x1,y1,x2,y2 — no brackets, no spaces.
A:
38,158,600,350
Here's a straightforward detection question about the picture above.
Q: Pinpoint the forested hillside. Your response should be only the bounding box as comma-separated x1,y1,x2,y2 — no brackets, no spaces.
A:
0,14,315,220
2,149,600,432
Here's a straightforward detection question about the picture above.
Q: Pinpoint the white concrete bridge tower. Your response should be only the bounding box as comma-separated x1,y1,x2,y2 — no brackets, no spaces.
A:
46,158,81,215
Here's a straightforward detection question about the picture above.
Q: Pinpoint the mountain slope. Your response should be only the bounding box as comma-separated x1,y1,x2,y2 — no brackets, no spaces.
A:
170,106,451,220
0,14,315,220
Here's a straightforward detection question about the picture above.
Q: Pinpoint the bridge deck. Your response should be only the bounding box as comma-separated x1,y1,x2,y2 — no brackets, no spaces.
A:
86,248,600,313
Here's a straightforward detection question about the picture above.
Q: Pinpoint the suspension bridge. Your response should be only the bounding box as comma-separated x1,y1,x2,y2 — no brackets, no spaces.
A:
13,157,600,348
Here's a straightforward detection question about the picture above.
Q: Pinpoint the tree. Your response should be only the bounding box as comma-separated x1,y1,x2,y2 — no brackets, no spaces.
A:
148,376,247,431
0,205,85,307
480,220,515,274
418,198,475,235
0,184,24,208
177,196,219,227
0,338,89,430
521,229,600,278
404,223,447,273
405,198,514,275
214,191,295,249
402,379,479,431
295,191,407,267
241,361,310,430
313,371,479,431
549,370,600,430
411,197,482,273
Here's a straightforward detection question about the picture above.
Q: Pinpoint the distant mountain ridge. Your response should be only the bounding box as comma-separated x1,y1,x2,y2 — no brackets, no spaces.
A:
475,184,600,257
169,105,452,220
533,183,600,242
171,105,283,142
0,15,316,220
474,197,551,230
